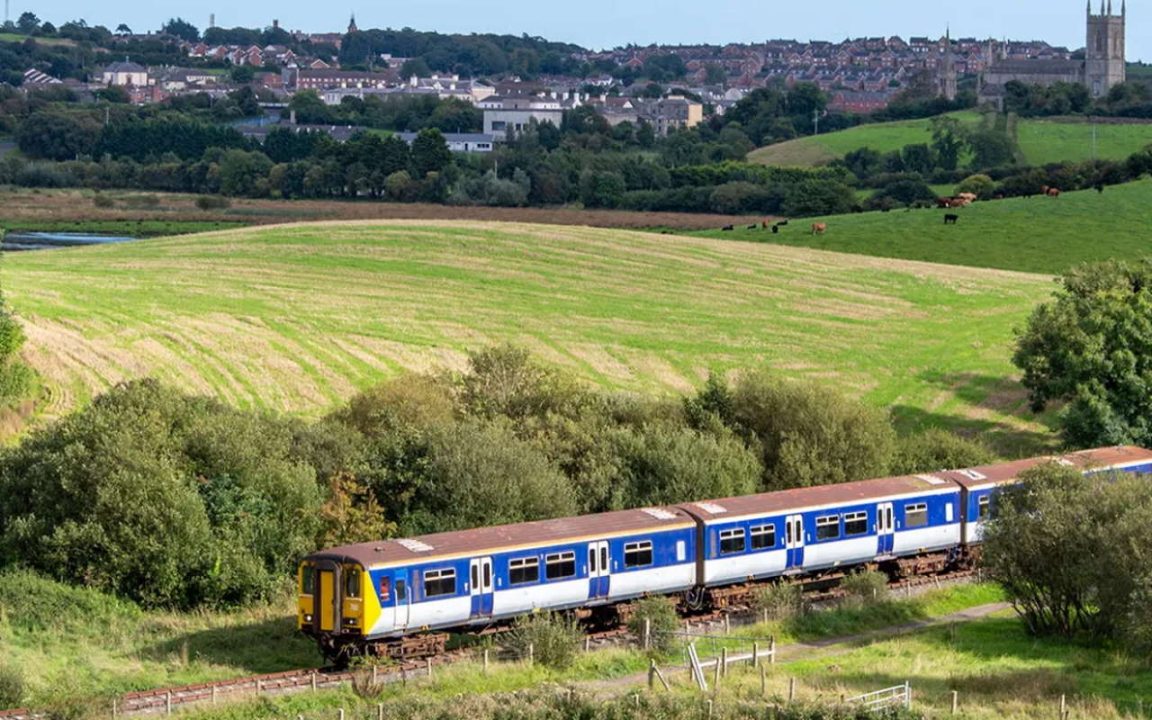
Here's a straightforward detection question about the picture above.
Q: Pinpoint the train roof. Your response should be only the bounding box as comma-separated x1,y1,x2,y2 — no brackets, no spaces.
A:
679,473,958,523
940,445,1152,489
308,505,694,568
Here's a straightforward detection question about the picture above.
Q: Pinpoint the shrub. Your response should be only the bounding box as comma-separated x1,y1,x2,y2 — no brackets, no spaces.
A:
753,582,804,621
889,429,995,476
955,173,996,198
507,612,582,668
195,195,232,210
626,596,680,654
840,570,890,606
91,193,115,208
0,663,23,710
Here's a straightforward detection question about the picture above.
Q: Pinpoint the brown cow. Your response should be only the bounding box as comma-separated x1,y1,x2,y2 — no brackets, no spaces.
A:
1047,187,1061,198
811,222,827,235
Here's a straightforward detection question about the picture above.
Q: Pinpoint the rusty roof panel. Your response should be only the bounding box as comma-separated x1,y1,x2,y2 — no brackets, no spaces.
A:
944,445,1152,488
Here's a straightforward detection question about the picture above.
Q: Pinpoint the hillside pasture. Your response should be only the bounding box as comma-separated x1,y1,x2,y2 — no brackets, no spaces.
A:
2,221,1049,447
748,112,1152,168
696,178,1152,276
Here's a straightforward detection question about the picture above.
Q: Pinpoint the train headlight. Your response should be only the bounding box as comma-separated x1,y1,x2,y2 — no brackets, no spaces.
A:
304,614,313,623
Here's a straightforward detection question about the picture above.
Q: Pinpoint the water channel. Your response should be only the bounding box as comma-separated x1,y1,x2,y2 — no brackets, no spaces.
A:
1,231,139,252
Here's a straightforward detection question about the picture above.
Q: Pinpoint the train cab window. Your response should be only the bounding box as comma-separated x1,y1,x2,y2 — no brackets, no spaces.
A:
815,515,840,541
424,568,456,598
751,525,776,550
509,557,540,585
905,503,928,528
844,511,868,537
545,552,577,580
624,541,653,568
300,566,315,595
719,528,746,555
344,569,360,598
977,495,991,520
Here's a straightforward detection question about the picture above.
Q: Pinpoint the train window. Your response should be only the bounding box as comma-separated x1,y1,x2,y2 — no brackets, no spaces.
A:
379,577,390,601
344,569,361,598
816,515,840,541
978,495,991,520
719,528,746,555
424,568,456,598
906,503,928,528
471,564,479,591
545,552,577,580
509,557,540,585
751,525,776,550
300,566,315,595
396,579,406,602
624,541,653,568
844,511,868,537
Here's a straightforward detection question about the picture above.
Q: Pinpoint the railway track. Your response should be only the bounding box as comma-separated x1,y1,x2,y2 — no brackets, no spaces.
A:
0,569,980,720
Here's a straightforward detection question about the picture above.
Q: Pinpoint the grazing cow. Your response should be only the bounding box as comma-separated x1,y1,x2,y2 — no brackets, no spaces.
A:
944,213,959,225
776,219,789,226
747,224,759,230
1046,187,1061,198
957,192,977,203
811,222,827,235
1095,182,1105,194
771,225,779,234
762,220,770,229
936,197,952,208
721,224,734,231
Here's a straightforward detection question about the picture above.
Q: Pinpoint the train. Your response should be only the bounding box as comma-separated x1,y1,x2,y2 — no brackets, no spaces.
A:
297,445,1152,662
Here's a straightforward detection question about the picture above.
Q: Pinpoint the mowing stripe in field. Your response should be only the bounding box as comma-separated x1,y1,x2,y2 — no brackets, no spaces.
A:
2,220,1053,446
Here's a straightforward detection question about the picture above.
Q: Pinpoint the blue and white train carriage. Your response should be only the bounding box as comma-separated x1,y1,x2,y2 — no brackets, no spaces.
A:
297,506,697,657
679,473,964,589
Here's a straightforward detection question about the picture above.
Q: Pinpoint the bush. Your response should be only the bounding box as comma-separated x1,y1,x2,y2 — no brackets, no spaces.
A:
91,193,115,208
955,173,996,198
626,596,680,654
195,195,232,210
507,612,582,668
0,663,23,710
889,429,995,476
753,582,804,621
840,570,890,606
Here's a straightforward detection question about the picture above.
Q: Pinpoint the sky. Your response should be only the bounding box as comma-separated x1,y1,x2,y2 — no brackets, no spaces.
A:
15,0,1150,62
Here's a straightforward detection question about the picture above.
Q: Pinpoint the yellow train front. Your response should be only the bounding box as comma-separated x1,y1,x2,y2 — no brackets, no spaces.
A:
296,554,374,663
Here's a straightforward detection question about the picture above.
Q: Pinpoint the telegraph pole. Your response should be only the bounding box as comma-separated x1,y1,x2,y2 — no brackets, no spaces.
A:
4,0,10,28
812,108,820,135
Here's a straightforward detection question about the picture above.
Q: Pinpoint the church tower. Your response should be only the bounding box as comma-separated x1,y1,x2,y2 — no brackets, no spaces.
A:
1086,0,1126,98
938,28,958,101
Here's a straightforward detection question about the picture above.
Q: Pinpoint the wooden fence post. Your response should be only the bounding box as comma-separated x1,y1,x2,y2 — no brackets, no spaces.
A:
644,618,651,651
713,659,721,688
528,643,534,666
762,608,769,625
312,671,318,692
760,666,766,697
372,665,378,684
378,703,384,720
257,678,263,694
166,691,172,716
112,698,117,719
1060,694,1067,720
706,700,714,719
483,648,490,673
724,614,730,635
426,658,433,681
338,709,345,720
584,637,591,653
648,660,656,690
951,690,958,715
720,647,728,677
905,681,912,710
211,685,217,705
788,677,796,703
752,641,760,668
769,636,776,664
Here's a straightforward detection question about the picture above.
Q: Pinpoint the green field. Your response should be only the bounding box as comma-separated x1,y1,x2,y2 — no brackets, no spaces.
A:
749,112,1152,167
696,178,1152,276
1,220,1050,447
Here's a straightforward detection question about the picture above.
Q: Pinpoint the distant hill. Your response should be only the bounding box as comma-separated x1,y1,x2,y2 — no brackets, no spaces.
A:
749,112,1152,168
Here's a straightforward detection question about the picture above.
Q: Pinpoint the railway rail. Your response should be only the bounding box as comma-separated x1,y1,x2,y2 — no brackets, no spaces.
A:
0,569,978,720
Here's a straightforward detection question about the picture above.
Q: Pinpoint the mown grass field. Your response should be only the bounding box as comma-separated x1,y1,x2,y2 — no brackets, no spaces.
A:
695,178,1152,276
748,112,1152,167
1,220,1051,447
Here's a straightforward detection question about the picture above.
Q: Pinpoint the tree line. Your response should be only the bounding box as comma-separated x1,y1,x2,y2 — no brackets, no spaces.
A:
0,345,993,610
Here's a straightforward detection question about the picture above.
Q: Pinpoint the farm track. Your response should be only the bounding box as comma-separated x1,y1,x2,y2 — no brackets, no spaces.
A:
0,571,979,720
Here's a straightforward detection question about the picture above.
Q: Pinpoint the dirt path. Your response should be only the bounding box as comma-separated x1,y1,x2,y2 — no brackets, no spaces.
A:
582,602,1012,695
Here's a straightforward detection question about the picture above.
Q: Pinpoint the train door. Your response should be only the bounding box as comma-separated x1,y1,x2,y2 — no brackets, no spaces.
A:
394,572,411,632
469,557,494,617
587,541,611,599
784,515,805,570
316,565,337,632
877,503,894,556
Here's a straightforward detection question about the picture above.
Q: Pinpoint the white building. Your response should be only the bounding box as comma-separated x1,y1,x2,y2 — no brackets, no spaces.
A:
480,96,567,141
101,61,149,87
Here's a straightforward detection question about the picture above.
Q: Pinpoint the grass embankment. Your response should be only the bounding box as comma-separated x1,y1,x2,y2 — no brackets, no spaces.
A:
695,178,1152,276
0,573,997,713
2,220,1051,448
748,112,1152,168
0,571,321,710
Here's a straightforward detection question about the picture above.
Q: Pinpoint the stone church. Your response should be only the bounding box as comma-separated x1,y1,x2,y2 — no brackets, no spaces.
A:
974,1,1126,107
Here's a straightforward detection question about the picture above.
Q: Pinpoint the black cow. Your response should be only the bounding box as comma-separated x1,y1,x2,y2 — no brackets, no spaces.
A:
771,225,779,234
747,224,759,230
721,224,734,231
944,213,959,225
